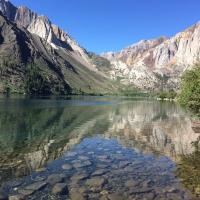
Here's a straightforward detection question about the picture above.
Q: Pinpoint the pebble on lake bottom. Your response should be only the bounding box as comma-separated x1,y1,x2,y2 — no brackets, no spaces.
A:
9,194,25,200
62,164,73,170
47,174,64,185
52,183,68,195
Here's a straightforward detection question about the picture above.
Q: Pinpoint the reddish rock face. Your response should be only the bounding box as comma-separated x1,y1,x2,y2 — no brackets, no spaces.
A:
102,22,200,90
111,37,167,67
102,37,167,65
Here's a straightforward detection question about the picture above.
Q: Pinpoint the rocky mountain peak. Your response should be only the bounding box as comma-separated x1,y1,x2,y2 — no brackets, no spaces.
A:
0,0,91,65
103,36,167,67
15,6,37,28
27,15,53,44
102,22,200,90
127,37,167,50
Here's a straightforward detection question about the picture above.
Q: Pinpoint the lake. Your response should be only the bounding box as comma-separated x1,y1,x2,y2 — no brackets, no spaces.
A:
0,96,199,200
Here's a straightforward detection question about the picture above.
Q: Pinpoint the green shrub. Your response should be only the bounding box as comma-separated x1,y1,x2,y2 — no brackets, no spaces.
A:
179,63,200,112
157,90,177,100
4,83,11,94
119,86,149,97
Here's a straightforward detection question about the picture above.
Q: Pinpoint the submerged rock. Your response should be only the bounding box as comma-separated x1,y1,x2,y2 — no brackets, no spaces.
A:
9,194,25,200
143,192,156,200
52,183,68,195
70,172,89,183
118,161,131,168
125,180,138,188
78,156,90,161
62,164,73,170
92,169,107,176
47,174,64,185
66,152,77,158
18,181,47,196
18,189,34,196
86,177,106,188
7,181,22,188
70,192,86,200
97,155,109,160
129,187,153,194
108,193,123,200
25,181,47,191
73,160,92,168
70,188,87,200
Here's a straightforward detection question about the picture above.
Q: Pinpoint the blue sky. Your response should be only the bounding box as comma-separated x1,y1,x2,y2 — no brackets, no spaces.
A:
11,0,200,53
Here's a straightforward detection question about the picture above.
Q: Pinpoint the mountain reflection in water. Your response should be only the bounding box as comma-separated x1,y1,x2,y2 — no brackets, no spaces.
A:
0,96,199,199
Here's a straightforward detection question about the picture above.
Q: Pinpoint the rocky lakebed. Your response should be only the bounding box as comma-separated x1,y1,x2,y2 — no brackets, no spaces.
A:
0,138,195,200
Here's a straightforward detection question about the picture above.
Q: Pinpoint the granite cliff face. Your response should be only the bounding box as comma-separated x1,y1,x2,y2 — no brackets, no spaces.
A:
102,23,200,90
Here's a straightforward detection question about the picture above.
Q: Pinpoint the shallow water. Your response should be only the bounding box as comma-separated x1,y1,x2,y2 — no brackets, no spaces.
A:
0,96,199,199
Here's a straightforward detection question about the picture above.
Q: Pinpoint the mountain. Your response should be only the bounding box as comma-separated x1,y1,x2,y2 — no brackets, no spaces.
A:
1,0,200,93
102,23,200,90
0,0,118,95
0,0,89,62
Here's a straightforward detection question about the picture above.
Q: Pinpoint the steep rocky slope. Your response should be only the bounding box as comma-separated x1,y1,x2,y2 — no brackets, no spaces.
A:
0,0,90,64
0,0,118,95
103,23,200,90
0,12,71,94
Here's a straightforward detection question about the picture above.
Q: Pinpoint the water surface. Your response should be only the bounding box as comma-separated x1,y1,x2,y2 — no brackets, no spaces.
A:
0,96,199,199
